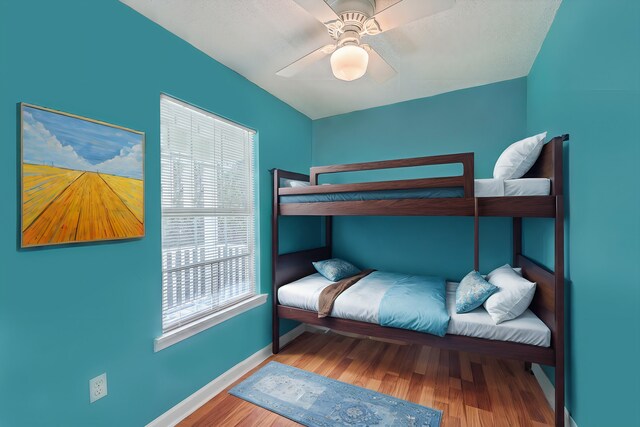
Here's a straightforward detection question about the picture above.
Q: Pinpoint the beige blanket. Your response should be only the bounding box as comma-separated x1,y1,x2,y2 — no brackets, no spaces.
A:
318,269,375,318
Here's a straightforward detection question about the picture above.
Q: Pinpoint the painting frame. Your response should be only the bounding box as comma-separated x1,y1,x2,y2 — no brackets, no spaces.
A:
20,102,145,248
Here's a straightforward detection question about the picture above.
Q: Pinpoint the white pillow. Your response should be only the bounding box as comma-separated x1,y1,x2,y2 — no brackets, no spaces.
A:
483,264,536,324
280,178,310,188
290,180,310,188
481,267,521,279
493,132,547,179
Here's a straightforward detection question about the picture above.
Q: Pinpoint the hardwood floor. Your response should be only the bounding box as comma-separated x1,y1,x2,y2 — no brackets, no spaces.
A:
180,331,555,426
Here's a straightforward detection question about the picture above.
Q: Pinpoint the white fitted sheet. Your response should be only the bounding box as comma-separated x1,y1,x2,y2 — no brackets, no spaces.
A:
277,273,551,347
474,178,550,197
277,272,405,324
446,282,550,347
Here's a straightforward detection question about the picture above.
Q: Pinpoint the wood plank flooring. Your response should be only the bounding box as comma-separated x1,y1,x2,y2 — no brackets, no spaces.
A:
180,331,555,427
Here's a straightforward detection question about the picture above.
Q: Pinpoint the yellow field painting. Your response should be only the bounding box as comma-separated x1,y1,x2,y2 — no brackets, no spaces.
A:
22,165,144,247
21,103,144,247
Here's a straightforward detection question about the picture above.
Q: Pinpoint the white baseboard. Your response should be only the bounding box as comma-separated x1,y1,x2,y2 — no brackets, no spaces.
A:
532,364,577,427
146,324,307,427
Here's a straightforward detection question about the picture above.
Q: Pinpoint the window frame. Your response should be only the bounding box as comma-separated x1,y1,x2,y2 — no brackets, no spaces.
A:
155,94,264,351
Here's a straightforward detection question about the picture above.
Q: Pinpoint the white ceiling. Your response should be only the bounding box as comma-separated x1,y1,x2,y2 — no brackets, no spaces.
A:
121,0,561,119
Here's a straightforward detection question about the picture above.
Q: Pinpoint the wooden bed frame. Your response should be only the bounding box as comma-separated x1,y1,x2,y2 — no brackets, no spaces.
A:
271,134,568,426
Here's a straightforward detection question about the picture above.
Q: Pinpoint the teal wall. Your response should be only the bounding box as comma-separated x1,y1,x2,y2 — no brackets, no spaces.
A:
3,1,639,426
312,78,527,280
0,1,313,426
526,1,640,425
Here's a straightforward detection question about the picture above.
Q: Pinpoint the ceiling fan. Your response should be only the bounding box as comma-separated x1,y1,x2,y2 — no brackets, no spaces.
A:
277,0,455,82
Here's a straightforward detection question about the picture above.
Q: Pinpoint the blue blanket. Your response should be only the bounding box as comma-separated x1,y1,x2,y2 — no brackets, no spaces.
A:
280,187,464,204
378,274,450,337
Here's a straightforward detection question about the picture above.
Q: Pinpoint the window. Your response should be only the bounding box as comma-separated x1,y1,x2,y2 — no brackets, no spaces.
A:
159,95,257,335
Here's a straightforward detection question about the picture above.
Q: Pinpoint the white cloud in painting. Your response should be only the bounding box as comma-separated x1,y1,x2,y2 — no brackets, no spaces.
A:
23,110,143,179
94,143,143,180
22,111,94,171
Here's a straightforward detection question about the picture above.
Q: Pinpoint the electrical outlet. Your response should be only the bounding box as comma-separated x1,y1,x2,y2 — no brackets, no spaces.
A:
89,373,108,403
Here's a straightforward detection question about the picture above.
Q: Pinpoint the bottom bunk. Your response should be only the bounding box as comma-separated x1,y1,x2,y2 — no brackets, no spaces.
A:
278,274,551,348
272,246,565,425
273,247,560,365
276,275,555,366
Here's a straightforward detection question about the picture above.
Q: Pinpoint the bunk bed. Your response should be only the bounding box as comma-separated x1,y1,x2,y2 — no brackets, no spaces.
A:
271,134,569,427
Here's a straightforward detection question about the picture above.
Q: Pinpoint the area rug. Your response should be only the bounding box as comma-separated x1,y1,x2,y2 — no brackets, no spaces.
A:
229,361,442,426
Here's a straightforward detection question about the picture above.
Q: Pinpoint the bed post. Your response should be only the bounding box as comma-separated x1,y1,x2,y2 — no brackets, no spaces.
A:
272,169,280,354
555,195,565,427
513,216,531,373
310,159,333,257
474,198,479,271
513,217,522,264
548,135,567,427
554,122,566,427
325,216,333,257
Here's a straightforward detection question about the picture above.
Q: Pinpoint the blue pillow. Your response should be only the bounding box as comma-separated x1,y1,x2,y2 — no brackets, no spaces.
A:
455,270,498,314
312,258,360,282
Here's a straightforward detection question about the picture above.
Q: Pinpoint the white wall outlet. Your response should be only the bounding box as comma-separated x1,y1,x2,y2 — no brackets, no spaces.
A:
89,373,108,403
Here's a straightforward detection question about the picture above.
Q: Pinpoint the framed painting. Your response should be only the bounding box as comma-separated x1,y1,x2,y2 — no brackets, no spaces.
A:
20,103,145,247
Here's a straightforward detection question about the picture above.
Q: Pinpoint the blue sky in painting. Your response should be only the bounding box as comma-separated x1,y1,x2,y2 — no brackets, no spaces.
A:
22,105,143,179
26,106,140,164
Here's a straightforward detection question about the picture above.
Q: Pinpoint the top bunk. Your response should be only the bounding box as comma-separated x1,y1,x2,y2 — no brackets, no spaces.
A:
274,134,568,218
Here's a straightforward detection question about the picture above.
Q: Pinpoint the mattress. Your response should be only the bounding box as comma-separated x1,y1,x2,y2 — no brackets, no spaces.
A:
279,178,550,203
278,273,551,347
474,178,550,197
445,282,550,347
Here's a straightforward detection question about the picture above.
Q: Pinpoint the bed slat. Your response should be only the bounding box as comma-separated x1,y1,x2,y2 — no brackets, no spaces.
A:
478,196,556,217
280,198,475,216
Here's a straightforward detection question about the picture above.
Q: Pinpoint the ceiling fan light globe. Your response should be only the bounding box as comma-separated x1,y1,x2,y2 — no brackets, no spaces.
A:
330,45,369,81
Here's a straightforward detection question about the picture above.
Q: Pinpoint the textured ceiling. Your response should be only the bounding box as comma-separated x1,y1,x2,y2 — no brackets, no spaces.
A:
121,0,561,119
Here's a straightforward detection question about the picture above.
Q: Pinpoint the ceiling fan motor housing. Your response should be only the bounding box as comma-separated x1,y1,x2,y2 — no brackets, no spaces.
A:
326,0,378,41
338,29,362,48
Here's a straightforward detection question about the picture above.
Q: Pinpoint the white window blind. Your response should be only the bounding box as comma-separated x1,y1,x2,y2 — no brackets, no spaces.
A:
160,95,256,333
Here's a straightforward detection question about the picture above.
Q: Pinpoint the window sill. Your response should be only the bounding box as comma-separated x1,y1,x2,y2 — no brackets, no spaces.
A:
154,294,268,352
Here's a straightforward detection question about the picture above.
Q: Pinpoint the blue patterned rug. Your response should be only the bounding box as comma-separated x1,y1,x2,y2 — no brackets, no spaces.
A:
229,361,442,426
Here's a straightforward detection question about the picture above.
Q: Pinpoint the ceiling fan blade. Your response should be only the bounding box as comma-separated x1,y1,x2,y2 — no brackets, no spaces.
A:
364,45,396,83
291,0,339,24
372,0,455,33
276,45,336,78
